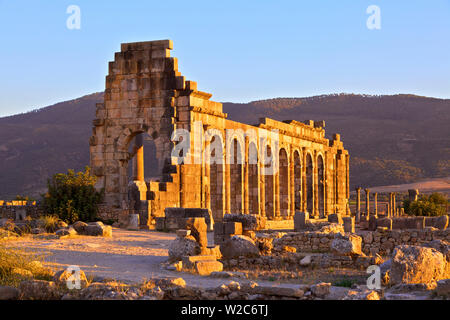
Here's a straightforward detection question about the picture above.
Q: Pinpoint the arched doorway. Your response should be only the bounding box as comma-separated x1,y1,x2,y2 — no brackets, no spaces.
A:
306,153,313,214
230,139,243,213
318,155,325,217
264,145,274,219
293,150,302,210
279,148,289,218
208,135,224,221
248,142,259,215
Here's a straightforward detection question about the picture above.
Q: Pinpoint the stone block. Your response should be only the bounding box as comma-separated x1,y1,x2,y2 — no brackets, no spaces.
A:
185,217,208,248
176,229,191,238
342,217,355,233
182,255,216,270
368,215,377,231
165,207,186,218
328,213,343,224
405,217,425,230
214,222,224,235
376,218,392,230
195,260,223,276
224,222,242,235
294,212,309,231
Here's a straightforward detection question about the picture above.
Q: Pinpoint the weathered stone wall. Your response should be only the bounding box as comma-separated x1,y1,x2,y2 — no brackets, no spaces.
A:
268,228,450,258
0,204,42,220
90,40,350,226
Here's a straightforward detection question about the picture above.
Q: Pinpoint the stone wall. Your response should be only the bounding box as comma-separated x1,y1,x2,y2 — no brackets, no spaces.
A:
0,203,42,220
90,40,351,227
268,227,450,258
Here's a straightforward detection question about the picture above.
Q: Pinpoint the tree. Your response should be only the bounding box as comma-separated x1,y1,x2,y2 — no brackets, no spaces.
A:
42,166,104,224
403,192,448,217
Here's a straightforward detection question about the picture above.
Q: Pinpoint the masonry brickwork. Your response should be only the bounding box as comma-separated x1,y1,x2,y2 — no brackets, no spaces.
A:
89,40,350,226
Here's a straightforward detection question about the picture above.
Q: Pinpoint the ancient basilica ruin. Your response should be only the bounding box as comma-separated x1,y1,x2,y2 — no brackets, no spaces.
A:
89,40,350,227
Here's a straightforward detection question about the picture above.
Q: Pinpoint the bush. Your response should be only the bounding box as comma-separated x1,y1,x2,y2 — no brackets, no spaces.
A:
42,166,104,224
38,215,60,233
404,192,448,217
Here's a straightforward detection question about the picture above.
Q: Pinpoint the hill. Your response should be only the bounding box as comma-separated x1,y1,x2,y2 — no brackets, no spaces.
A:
0,93,448,199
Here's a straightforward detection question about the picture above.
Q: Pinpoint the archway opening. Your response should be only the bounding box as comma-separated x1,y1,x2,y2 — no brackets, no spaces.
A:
318,155,325,217
279,148,289,218
248,142,259,215
264,145,274,219
230,139,243,213
306,153,313,215
294,151,302,211
209,136,224,221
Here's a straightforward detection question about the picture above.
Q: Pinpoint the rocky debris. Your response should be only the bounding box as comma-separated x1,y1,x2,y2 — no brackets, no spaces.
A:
19,280,61,300
72,221,88,234
380,259,391,285
256,236,273,255
223,213,265,231
343,289,381,300
168,235,201,262
310,282,331,298
83,222,112,237
220,235,260,259
391,245,448,285
195,260,223,276
422,240,450,262
55,227,77,237
53,268,88,288
435,279,450,297
31,227,45,234
249,284,305,298
319,223,344,235
185,217,208,248
300,255,312,266
0,286,20,300
331,233,363,257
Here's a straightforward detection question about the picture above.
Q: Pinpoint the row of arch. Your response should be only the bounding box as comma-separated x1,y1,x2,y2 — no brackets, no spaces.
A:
206,135,327,221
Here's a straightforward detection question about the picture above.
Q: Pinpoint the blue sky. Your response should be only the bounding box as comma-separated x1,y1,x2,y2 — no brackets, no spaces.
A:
0,0,449,116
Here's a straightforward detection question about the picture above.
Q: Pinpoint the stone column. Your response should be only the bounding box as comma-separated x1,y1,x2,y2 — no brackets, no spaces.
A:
225,163,231,214
301,148,307,212
374,192,378,217
388,192,393,217
259,162,266,217
393,192,397,216
289,152,295,218
408,189,419,202
134,134,144,182
355,187,361,222
275,167,281,219
364,188,370,216
243,137,249,214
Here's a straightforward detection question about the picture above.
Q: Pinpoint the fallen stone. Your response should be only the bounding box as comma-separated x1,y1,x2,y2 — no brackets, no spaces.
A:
331,233,362,257
300,255,312,266
72,221,88,234
19,280,61,300
195,260,223,276
220,235,260,259
310,282,331,297
85,222,112,237
176,229,191,238
168,235,201,262
182,255,217,270
0,286,20,300
391,245,448,285
185,217,208,248
250,285,304,298
435,279,450,296
319,223,344,234
53,268,88,289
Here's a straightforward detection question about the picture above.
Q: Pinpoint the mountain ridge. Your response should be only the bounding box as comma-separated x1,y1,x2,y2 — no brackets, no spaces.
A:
0,92,448,199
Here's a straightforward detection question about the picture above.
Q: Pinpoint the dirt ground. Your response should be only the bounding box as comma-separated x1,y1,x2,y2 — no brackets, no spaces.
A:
7,228,318,290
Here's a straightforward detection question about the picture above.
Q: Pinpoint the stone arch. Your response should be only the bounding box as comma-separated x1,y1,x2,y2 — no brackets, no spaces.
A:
230,138,243,213
263,144,274,219
293,149,302,211
248,142,259,214
305,152,314,214
206,134,225,221
317,154,325,217
279,148,289,218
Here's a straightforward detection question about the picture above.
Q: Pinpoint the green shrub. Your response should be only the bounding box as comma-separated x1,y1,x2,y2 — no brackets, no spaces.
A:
404,192,448,217
42,166,104,224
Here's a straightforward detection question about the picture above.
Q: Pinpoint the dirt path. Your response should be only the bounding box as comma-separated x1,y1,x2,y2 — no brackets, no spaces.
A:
8,228,301,290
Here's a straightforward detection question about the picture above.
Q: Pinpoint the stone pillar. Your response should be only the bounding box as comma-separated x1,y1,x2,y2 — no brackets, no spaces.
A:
275,161,281,219
374,192,378,217
314,155,319,218
388,192,393,217
225,163,231,214
355,187,361,222
364,188,370,216
301,148,307,212
408,189,419,202
243,137,249,214
259,163,266,217
393,192,397,217
134,134,144,182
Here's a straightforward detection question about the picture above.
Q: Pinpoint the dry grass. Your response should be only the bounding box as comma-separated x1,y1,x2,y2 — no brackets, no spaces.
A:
38,215,59,233
0,241,54,287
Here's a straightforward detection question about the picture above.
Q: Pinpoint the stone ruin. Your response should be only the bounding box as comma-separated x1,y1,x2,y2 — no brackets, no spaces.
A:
89,39,350,229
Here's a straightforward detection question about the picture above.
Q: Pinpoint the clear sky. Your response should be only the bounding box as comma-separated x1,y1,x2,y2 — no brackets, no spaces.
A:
0,0,449,116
